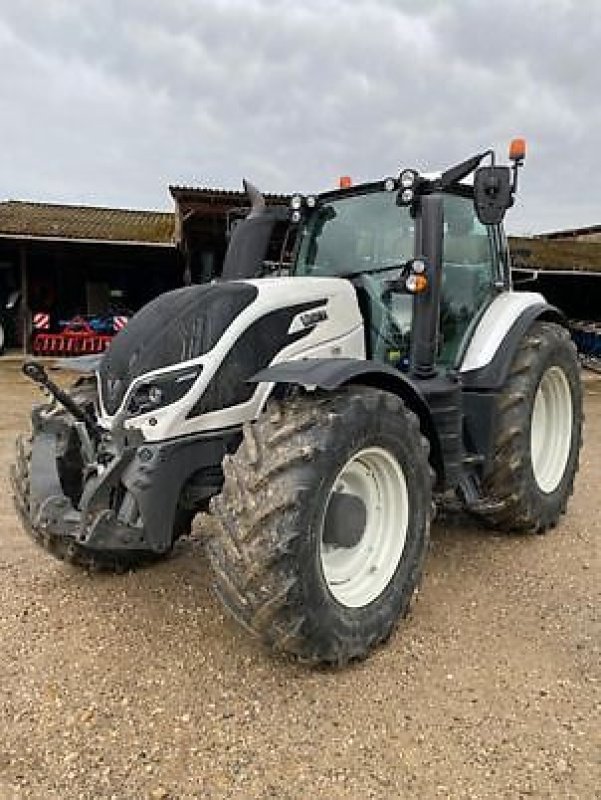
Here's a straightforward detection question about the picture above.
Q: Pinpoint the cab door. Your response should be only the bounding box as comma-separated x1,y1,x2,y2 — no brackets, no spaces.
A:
438,193,501,366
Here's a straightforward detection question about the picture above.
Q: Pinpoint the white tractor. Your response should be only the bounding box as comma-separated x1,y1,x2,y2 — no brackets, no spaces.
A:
12,140,582,664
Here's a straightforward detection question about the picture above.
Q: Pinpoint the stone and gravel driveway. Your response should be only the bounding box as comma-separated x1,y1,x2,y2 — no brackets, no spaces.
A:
0,359,599,799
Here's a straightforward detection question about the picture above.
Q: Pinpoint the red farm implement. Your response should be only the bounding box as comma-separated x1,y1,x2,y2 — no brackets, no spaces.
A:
31,315,125,357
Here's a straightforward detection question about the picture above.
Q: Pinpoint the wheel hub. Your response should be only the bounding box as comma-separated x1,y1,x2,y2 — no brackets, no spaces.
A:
322,492,367,549
319,446,408,608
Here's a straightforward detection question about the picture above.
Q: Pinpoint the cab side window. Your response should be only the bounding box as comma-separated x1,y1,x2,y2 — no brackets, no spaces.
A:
439,195,498,365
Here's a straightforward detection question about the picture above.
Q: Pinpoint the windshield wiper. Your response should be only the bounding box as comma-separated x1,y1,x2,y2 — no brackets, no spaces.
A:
341,260,412,279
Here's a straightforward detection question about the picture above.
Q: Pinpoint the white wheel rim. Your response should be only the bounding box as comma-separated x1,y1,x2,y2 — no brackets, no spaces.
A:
530,366,573,493
319,446,408,608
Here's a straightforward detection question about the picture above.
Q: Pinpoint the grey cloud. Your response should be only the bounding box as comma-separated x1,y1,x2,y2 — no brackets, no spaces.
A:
0,0,599,233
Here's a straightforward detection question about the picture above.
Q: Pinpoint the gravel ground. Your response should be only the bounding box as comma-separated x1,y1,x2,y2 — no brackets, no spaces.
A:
0,359,599,800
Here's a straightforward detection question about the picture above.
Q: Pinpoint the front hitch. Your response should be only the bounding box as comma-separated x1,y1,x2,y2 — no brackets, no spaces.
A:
22,361,102,442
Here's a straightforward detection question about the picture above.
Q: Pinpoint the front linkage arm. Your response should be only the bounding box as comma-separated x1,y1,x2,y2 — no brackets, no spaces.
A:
22,361,102,442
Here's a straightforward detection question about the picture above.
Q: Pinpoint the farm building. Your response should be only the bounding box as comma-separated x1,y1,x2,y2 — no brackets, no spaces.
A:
0,187,289,354
510,233,601,369
509,235,601,321
537,224,601,243
0,188,599,360
0,202,178,353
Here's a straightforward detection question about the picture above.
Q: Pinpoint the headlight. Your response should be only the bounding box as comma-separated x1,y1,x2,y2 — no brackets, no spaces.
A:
384,177,396,192
400,188,414,204
306,195,317,208
127,367,201,415
291,209,302,224
290,194,303,210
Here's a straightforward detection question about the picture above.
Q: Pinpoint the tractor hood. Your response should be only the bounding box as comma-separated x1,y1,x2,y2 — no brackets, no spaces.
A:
95,275,364,442
98,282,258,415
98,180,287,418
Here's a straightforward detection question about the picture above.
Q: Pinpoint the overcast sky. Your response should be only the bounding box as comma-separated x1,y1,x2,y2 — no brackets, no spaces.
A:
0,0,599,234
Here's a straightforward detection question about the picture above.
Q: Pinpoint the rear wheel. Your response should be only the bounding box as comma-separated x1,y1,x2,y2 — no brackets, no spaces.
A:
208,387,432,665
471,321,583,533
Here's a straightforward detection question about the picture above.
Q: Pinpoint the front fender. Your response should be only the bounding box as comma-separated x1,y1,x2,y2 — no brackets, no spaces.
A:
252,357,425,402
251,358,443,482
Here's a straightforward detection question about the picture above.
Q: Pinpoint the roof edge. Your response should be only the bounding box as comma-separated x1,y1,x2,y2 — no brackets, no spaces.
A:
0,232,175,248
169,185,291,202
537,224,601,239
2,199,173,217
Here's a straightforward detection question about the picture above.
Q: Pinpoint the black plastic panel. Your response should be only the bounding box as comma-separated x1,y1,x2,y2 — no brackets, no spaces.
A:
187,301,324,417
417,376,463,490
462,390,498,477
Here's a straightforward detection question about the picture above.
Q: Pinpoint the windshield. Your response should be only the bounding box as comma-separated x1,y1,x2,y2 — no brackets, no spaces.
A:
293,190,416,369
294,190,415,277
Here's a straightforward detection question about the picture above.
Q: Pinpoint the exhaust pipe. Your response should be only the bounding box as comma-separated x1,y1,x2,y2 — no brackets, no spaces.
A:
221,179,276,281
243,178,266,219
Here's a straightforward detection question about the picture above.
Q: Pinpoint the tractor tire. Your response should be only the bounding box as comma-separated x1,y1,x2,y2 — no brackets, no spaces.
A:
208,387,432,665
471,321,583,533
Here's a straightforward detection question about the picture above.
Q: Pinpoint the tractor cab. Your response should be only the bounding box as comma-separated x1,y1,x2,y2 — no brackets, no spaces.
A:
292,181,508,372
290,141,525,378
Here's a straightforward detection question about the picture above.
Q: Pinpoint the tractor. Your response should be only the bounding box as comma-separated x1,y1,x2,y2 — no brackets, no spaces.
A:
11,140,583,665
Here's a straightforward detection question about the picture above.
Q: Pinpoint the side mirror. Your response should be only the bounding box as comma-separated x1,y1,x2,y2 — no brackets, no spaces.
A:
473,165,513,225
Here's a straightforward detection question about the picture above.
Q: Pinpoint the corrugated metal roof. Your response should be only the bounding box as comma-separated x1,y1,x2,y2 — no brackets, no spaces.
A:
0,201,175,245
169,185,290,203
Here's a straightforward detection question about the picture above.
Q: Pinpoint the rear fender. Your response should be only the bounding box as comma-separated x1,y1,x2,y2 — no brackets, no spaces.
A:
251,358,443,484
460,300,566,478
460,301,566,390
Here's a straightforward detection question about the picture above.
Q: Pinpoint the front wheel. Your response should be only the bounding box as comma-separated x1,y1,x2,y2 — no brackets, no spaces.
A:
208,387,433,665
471,321,583,533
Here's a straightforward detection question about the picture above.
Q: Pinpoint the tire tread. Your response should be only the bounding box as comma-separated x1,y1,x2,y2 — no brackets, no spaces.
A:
208,387,432,664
